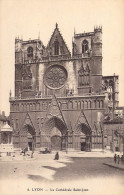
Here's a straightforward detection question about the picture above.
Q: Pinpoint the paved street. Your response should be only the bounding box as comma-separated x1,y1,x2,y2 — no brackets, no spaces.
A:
0,152,124,195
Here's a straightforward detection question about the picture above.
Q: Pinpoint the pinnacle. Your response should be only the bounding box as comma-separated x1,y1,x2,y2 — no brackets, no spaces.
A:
56,23,58,28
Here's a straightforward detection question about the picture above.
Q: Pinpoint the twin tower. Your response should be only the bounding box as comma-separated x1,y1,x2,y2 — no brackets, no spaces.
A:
15,24,102,98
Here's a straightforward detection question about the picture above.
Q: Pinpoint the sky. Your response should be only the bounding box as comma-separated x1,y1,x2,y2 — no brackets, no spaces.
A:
0,0,124,116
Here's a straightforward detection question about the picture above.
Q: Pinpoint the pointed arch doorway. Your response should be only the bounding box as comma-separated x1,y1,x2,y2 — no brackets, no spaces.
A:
20,125,35,151
44,117,67,151
51,127,62,150
77,123,91,151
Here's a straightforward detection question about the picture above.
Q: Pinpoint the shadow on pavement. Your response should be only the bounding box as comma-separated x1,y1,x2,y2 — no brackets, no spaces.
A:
28,174,48,183
27,157,124,183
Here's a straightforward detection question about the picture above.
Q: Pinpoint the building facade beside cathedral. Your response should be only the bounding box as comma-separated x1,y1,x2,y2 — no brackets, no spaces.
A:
9,24,123,152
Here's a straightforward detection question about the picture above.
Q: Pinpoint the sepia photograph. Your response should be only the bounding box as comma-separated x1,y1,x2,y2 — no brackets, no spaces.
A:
0,0,124,194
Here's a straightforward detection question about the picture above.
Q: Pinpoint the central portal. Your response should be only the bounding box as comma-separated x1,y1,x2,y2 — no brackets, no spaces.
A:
43,65,68,151
51,127,62,150
45,117,67,151
51,135,62,150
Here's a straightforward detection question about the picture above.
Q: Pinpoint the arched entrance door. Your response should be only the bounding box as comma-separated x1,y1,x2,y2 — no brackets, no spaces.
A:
77,123,91,151
51,127,62,150
20,125,35,151
45,117,67,151
51,135,62,150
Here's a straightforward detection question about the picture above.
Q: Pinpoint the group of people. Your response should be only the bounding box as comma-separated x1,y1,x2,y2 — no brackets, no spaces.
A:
21,147,34,158
114,154,123,164
21,147,59,160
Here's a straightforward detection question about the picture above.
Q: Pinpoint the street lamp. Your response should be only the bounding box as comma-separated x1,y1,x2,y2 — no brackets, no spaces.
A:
112,129,114,152
102,127,104,151
72,130,74,149
99,121,104,151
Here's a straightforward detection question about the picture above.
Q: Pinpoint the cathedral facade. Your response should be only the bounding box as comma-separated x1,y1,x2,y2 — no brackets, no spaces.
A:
9,24,120,152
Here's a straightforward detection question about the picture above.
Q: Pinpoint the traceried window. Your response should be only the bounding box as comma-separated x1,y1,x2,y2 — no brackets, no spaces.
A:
82,40,88,53
27,47,33,58
109,80,114,88
54,41,59,55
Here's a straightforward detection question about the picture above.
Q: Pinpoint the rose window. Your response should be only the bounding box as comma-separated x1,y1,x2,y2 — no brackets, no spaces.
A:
44,65,67,89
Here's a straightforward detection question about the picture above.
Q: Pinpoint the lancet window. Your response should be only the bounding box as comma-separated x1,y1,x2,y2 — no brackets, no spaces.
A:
54,41,59,55
82,40,88,53
27,47,33,58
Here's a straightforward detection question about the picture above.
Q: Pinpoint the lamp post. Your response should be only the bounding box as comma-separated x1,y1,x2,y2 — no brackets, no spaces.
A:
112,129,114,152
102,125,104,151
66,129,69,154
72,130,74,150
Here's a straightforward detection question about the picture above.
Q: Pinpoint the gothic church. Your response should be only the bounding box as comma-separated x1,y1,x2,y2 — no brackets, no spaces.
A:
9,24,119,152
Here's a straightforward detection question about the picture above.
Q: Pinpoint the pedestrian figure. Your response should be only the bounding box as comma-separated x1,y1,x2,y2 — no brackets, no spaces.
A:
54,152,59,160
23,148,26,156
121,155,123,164
31,151,34,158
117,155,120,164
114,154,117,164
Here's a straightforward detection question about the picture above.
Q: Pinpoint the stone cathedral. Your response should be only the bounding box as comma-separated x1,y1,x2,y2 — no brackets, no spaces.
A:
9,24,120,152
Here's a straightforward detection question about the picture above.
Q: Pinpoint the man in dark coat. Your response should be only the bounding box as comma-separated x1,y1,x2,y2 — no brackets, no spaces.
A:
117,155,120,164
54,152,59,160
121,155,123,164
114,154,117,164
